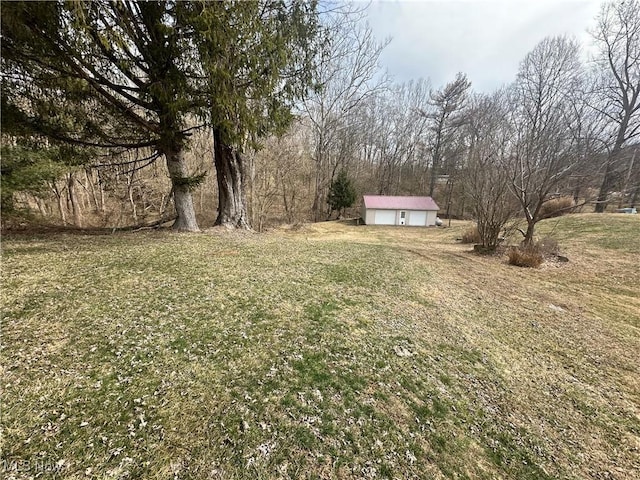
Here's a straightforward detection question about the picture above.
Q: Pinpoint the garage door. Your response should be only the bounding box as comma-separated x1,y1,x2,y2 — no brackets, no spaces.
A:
408,210,427,226
374,209,396,225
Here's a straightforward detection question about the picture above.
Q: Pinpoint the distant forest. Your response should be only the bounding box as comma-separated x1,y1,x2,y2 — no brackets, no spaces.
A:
2,0,638,232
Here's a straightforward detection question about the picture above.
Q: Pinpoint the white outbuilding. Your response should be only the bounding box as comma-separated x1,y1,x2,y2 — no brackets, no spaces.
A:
361,195,440,226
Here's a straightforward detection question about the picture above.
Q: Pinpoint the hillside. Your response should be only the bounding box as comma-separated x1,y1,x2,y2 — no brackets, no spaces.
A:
2,214,639,479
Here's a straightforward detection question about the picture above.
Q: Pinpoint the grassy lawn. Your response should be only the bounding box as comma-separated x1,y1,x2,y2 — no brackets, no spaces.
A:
2,214,639,479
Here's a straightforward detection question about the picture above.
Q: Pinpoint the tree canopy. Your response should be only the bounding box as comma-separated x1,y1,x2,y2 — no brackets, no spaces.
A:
591,0,640,211
1,0,321,230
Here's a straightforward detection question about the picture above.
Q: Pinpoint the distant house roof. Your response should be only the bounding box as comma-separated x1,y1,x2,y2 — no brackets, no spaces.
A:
363,195,440,211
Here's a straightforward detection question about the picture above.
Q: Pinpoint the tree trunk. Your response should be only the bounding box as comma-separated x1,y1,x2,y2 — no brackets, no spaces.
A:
213,128,250,229
429,124,444,197
85,168,100,213
621,149,637,207
165,147,200,232
595,125,628,213
312,163,326,223
594,160,617,213
445,178,454,225
312,189,321,222
282,178,291,223
630,184,639,208
67,173,82,227
97,170,105,214
52,181,67,225
127,171,138,223
573,182,581,205
523,220,536,247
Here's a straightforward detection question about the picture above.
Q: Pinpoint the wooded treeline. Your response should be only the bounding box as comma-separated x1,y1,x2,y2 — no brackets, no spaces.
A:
2,1,639,236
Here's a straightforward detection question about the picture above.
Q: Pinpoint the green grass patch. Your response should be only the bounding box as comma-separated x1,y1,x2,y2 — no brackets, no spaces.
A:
2,215,639,479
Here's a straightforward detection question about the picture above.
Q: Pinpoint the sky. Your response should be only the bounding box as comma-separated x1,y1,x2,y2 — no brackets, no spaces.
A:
365,0,603,92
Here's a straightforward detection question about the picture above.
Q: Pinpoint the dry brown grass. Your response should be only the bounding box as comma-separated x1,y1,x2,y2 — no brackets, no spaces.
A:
296,214,640,479
460,226,481,244
536,236,560,256
508,245,544,267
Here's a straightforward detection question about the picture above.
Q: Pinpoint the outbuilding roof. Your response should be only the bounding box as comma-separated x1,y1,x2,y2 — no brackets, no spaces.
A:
363,195,440,211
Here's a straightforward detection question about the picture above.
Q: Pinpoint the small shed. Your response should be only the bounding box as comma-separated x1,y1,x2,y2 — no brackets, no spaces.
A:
361,195,440,226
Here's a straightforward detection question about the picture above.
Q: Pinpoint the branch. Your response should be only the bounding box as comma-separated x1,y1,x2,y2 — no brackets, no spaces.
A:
120,153,162,175
41,125,157,149
91,150,161,168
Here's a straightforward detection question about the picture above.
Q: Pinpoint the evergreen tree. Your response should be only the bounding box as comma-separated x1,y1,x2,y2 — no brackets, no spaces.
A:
191,1,321,228
327,170,357,217
1,1,321,230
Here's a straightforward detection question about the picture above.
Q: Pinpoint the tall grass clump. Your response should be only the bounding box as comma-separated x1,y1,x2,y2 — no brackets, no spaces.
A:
461,226,481,244
508,245,544,268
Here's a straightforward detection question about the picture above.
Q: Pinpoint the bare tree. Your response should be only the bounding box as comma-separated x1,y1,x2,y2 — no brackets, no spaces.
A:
248,122,314,229
302,7,389,220
463,91,519,250
369,80,431,195
508,36,586,245
421,73,472,198
590,0,640,212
